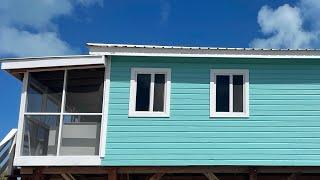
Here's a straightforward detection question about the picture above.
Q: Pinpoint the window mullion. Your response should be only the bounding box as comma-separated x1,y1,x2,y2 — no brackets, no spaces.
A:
62,113,103,115
56,69,67,156
24,72,30,112
229,74,233,113
24,112,61,115
149,73,155,112
41,87,48,112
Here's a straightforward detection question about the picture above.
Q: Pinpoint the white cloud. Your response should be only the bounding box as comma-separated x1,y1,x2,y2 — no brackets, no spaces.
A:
0,27,72,57
0,0,72,30
300,0,320,30
76,0,103,7
250,0,320,49
0,0,101,57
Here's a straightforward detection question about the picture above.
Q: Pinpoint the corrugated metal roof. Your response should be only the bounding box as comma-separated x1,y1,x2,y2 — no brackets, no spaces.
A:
87,43,320,51
87,43,320,58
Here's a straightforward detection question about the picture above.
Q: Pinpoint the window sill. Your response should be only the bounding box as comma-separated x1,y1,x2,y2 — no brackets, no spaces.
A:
210,112,249,118
128,111,170,118
14,156,101,166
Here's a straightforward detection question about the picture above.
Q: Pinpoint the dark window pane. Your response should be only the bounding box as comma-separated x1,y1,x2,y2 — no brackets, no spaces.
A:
233,75,244,112
153,74,165,112
65,68,105,113
60,115,101,156
26,71,64,112
22,115,60,156
216,75,230,112
136,74,151,111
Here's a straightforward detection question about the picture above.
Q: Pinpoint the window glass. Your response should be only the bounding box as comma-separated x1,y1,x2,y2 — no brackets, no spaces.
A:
65,68,104,113
233,75,244,112
216,75,229,112
153,74,165,112
135,74,151,111
59,115,101,155
26,71,64,112
22,115,60,156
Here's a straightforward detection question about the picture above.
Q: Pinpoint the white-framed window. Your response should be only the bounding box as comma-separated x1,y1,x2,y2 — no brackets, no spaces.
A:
20,66,106,157
210,69,249,117
129,68,171,117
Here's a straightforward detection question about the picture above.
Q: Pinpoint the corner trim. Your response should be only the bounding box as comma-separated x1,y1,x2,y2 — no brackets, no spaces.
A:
99,56,111,158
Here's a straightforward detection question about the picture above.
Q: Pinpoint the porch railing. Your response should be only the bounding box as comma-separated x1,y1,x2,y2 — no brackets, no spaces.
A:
0,129,17,175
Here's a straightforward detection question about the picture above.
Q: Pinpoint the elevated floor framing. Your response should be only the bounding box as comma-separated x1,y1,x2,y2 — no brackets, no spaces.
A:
17,166,320,180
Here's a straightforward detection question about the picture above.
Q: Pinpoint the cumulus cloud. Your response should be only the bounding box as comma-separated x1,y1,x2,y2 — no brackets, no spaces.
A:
250,0,320,49
0,27,72,57
0,0,102,57
0,0,72,30
77,0,103,7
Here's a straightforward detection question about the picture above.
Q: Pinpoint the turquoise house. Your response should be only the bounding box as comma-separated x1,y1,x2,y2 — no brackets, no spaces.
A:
2,43,320,179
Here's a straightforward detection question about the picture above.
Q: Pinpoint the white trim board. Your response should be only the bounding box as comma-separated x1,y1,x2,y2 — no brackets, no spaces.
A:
14,65,107,166
15,72,28,158
129,68,171,117
1,55,103,70
14,156,101,166
0,129,17,149
99,55,111,158
210,69,249,118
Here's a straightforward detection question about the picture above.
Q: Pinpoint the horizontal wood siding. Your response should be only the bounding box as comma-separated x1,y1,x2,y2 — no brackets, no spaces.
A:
102,56,320,166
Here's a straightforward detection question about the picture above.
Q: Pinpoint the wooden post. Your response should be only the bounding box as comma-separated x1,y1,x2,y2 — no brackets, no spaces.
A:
109,168,117,180
61,173,76,180
249,168,257,180
33,168,44,180
287,173,299,180
149,173,165,180
203,172,219,180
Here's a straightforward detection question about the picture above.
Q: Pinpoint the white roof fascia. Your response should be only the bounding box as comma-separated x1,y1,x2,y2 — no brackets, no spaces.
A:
1,55,104,70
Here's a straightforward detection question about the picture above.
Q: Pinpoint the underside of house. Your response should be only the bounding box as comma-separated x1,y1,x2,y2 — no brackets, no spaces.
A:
11,166,320,180
2,43,320,180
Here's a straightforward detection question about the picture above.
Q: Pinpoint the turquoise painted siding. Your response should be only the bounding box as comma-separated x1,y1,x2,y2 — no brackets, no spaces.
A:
102,56,320,166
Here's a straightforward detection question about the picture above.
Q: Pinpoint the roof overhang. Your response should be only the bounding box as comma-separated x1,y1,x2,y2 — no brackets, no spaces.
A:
87,43,320,59
0,55,105,79
1,55,104,70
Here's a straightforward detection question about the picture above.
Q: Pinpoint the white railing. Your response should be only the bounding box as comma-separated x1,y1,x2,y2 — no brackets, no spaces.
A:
0,129,17,175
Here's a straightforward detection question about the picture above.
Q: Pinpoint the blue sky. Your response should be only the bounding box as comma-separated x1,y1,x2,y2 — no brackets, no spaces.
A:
1,0,320,139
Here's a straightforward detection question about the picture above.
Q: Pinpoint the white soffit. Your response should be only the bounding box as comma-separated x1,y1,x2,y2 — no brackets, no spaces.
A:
0,55,104,70
87,43,320,59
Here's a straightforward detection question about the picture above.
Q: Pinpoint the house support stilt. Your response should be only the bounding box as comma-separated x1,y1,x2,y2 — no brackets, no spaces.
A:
32,167,44,180
249,168,257,180
287,173,300,180
109,168,118,180
203,172,219,180
149,173,165,180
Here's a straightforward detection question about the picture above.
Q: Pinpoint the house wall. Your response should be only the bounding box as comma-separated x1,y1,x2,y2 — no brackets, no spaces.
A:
102,56,320,166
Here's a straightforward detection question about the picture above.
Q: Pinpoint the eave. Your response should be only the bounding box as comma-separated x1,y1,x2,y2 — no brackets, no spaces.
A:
87,43,320,59
0,55,103,70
